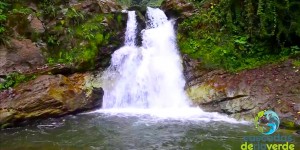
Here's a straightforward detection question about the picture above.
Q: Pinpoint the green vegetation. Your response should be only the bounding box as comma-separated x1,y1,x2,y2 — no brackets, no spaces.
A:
3,0,299,73
0,73,36,91
178,0,300,72
44,10,123,70
0,0,124,71
117,0,163,7
37,0,64,19
0,1,8,44
0,0,35,44
293,59,300,67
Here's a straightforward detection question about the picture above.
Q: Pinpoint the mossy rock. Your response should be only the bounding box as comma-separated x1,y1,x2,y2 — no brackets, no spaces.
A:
0,73,104,128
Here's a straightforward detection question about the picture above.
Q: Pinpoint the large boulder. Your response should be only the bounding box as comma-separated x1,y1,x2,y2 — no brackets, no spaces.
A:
27,14,45,34
70,0,122,14
161,0,195,18
0,73,103,128
0,39,45,76
184,58,300,129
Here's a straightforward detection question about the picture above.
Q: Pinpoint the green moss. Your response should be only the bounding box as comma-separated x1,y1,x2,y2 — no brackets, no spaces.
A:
0,109,15,124
186,84,214,104
292,59,300,67
117,14,122,25
1,123,11,128
281,121,297,129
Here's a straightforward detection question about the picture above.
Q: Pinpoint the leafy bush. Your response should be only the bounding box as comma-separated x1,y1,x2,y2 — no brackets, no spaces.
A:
11,7,31,15
0,73,36,91
116,0,163,7
37,0,63,19
45,13,122,70
65,7,85,26
0,1,8,44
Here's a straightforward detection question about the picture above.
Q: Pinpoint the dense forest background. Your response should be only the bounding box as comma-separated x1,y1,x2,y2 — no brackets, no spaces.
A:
178,0,300,71
0,0,300,74
116,0,164,7
114,0,300,71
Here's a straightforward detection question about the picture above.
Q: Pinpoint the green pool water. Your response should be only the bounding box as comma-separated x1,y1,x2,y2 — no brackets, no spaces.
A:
0,112,299,150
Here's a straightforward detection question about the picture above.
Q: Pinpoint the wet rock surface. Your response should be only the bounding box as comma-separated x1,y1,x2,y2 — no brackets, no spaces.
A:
0,39,45,76
70,0,122,14
0,73,103,128
184,56,300,129
161,0,195,18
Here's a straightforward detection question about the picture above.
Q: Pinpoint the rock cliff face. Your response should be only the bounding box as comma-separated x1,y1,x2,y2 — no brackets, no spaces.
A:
0,73,103,128
0,39,45,76
161,0,300,129
70,0,122,14
161,0,195,18
0,0,125,128
183,56,300,129
2,0,127,72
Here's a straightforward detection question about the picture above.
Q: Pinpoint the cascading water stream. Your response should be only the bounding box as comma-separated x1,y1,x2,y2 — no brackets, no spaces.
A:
124,11,137,46
98,8,243,122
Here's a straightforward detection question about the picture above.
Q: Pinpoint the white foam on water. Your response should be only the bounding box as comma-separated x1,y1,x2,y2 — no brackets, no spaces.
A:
90,108,248,124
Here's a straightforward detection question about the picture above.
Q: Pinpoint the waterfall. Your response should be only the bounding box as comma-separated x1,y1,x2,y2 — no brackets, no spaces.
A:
97,7,243,123
101,7,190,109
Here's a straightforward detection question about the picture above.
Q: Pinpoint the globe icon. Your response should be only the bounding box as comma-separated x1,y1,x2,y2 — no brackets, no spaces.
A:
254,110,280,135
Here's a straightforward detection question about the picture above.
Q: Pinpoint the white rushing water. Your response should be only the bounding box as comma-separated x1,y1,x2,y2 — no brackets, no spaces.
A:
97,8,246,123
124,11,137,46
102,8,189,109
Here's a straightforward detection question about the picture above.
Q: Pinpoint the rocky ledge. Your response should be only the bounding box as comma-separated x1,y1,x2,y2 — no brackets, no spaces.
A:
0,73,103,128
161,0,195,18
184,56,300,129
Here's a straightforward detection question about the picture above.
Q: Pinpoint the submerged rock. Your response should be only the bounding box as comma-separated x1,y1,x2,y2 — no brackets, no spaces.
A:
0,73,103,128
184,58,300,129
